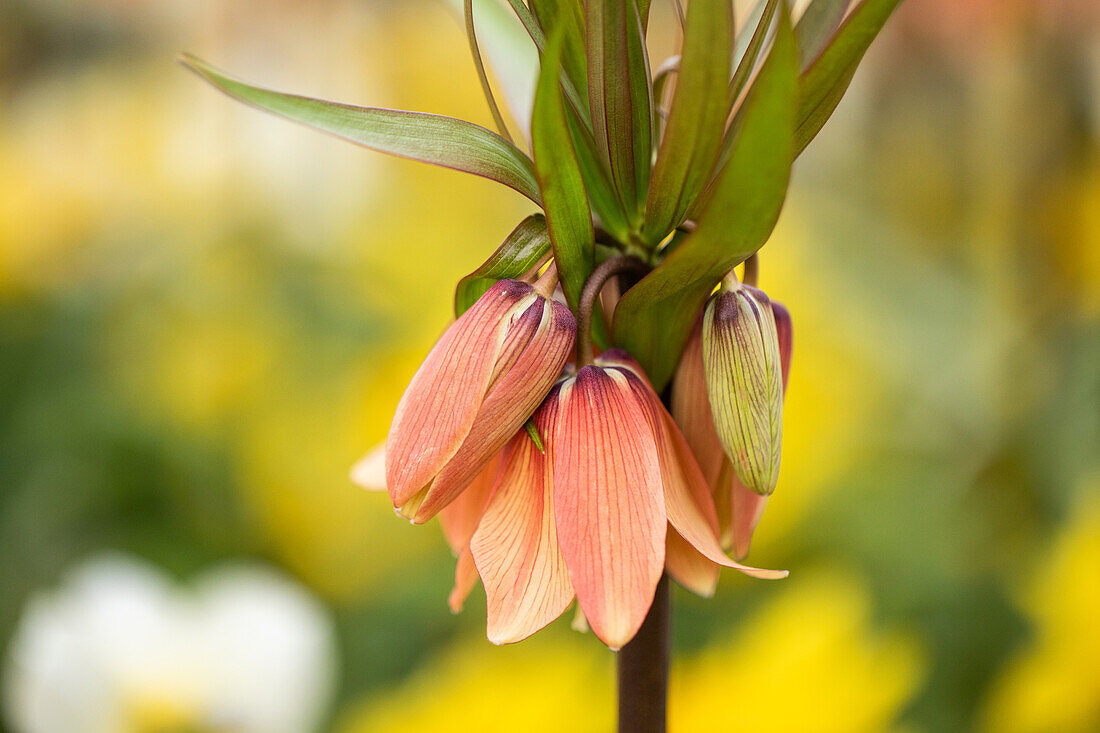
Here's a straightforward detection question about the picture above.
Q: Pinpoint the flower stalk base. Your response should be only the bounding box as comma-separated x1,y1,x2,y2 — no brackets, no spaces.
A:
617,573,670,733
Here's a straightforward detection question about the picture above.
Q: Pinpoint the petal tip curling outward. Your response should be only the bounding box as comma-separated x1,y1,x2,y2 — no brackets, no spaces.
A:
600,349,789,585
553,366,666,650
350,443,387,491
665,529,719,598
385,279,536,508
731,479,770,561
471,397,573,645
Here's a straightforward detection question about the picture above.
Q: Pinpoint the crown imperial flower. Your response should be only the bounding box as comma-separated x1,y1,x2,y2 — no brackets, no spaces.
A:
386,279,575,523
468,349,784,650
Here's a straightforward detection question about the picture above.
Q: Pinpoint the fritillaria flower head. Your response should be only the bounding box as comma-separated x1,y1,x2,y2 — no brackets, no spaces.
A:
469,348,785,649
183,0,901,664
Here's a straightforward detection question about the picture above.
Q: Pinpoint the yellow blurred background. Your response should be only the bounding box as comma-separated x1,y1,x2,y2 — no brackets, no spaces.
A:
1,0,1098,731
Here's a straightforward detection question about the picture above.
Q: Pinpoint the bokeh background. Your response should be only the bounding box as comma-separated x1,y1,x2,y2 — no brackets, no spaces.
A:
1,0,1098,731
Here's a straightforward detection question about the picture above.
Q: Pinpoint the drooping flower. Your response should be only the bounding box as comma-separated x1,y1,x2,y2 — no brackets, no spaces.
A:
469,349,785,650
702,282,784,496
2,554,336,733
674,292,793,560
385,278,575,523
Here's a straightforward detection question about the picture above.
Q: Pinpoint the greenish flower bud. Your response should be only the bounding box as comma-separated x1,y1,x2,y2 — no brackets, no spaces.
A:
702,283,783,496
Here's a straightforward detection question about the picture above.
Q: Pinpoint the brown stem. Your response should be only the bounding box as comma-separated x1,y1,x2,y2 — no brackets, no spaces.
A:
618,574,670,733
577,255,648,366
742,253,759,287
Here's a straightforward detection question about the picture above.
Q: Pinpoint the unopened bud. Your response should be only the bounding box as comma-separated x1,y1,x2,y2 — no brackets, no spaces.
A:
702,283,783,495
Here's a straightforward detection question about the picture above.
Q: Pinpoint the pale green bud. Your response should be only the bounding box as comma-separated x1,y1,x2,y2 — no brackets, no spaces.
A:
702,283,783,495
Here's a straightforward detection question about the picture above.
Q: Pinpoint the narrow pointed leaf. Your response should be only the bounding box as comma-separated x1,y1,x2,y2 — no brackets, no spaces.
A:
641,0,732,244
566,110,632,242
181,54,542,204
530,0,589,115
587,0,653,219
795,0,902,154
447,0,540,139
614,7,797,391
727,0,779,107
465,0,516,141
455,215,552,316
504,0,547,48
531,30,594,314
795,0,852,70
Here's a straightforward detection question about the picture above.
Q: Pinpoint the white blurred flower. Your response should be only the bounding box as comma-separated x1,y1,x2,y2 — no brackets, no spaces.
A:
2,554,337,733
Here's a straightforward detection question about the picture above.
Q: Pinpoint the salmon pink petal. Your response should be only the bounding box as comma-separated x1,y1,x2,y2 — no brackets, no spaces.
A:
671,320,725,488
618,368,787,582
731,477,770,561
350,443,387,491
413,300,575,522
386,279,535,507
438,456,500,554
448,548,479,613
553,367,665,650
665,529,719,597
471,399,573,645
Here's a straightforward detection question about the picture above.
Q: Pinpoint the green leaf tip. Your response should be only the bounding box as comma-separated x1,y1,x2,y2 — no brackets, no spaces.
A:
179,53,543,205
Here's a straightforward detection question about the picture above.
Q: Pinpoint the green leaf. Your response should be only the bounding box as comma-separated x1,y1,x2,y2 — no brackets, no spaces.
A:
524,419,546,452
641,0,731,245
532,27,594,314
794,0,852,70
614,4,797,391
566,111,633,242
464,0,515,141
447,0,540,137
795,0,901,154
586,0,653,220
637,0,653,32
180,54,542,204
727,0,779,107
454,215,553,316
530,0,589,115
504,0,547,49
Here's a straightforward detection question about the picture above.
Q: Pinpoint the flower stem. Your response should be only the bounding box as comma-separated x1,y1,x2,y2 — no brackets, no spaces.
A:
577,255,648,366
617,573,670,733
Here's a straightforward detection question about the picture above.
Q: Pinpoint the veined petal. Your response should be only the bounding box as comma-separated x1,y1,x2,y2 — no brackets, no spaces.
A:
487,298,544,393
665,528,719,598
386,279,535,506
413,299,575,522
471,397,573,645
553,366,665,650
671,319,725,488
438,456,500,555
731,477,770,561
350,443,387,491
614,359,787,581
448,548,479,613
703,286,784,495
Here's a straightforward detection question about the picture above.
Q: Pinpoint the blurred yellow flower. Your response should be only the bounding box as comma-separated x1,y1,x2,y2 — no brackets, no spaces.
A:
981,487,1100,733
336,632,613,733
671,567,924,733
339,567,922,733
